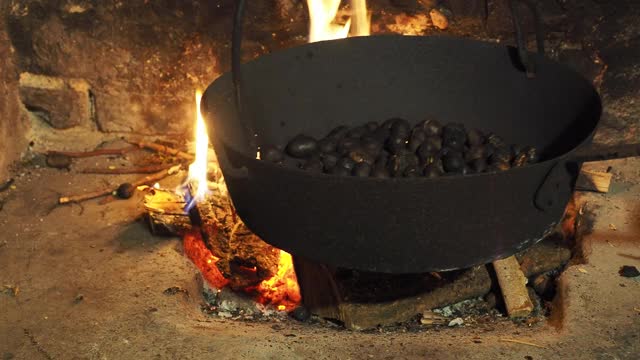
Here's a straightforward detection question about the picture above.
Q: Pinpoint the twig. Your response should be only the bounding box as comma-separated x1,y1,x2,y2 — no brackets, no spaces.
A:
24,328,54,360
79,163,183,174
127,139,194,160
0,178,15,192
499,338,546,349
58,165,182,204
47,147,136,158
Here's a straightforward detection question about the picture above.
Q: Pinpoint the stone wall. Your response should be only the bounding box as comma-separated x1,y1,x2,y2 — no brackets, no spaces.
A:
0,3,29,180
4,0,312,135
2,0,636,161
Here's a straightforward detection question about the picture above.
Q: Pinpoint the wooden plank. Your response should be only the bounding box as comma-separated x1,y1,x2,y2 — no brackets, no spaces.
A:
575,169,612,193
493,256,533,318
294,257,492,330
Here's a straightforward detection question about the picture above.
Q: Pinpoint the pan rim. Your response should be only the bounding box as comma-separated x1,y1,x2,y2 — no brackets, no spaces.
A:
204,35,602,182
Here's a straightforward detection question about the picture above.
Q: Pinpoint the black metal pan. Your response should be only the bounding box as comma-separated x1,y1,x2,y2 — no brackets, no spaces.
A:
201,0,639,273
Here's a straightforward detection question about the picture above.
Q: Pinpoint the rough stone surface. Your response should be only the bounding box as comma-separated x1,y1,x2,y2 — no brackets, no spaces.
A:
3,0,316,135
0,5,28,179
6,1,228,134
18,73,91,129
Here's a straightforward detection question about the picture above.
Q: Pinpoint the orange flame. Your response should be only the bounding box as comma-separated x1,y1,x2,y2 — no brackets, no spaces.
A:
307,0,370,42
187,90,209,202
256,250,302,311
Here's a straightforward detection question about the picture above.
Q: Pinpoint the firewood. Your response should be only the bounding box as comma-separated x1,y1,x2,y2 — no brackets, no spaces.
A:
294,258,492,330
143,189,192,236
516,236,571,277
575,169,612,193
189,192,279,290
492,255,533,318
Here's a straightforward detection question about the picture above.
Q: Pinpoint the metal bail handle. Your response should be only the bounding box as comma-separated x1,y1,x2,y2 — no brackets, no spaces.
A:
232,0,247,116
231,0,258,151
508,0,545,78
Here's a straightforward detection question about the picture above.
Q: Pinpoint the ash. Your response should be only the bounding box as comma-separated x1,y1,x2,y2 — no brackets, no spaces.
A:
200,283,289,322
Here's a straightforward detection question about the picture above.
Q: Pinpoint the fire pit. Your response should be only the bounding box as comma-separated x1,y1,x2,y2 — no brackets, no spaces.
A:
1,0,639,358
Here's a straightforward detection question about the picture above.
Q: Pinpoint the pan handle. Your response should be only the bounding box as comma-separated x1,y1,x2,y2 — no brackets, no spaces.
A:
534,142,640,211
508,0,545,78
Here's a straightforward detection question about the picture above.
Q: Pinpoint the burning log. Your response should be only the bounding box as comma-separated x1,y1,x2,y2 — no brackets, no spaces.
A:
188,193,280,290
143,189,192,236
492,255,533,318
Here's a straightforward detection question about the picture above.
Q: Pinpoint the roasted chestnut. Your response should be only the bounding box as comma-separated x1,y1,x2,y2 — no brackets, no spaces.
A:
418,118,442,137
317,137,337,154
388,152,419,177
286,135,318,158
390,118,411,139
260,144,284,163
470,158,488,173
327,125,349,140
523,146,539,163
337,157,356,171
337,137,360,154
464,146,486,162
466,128,484,146
347,126,368,139
443,152,465,173
361,136,383,156
371,167,390,178
330,166,351,176
408,129,427,152
490,147,512,165
365,121,379,132
386,136,408,155
321,152,339,171
423,163,443,178
353,162,372,177
486,133,505,148
302,158,324,173
403,166,420,177
348,149,376,165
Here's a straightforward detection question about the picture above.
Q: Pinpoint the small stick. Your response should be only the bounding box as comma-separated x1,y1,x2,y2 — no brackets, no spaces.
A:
492,255,534,318
58,165,182,204
499,338,546,349
79,163,182,174
0,178,15,192
47,147,136,158
127,140,194,160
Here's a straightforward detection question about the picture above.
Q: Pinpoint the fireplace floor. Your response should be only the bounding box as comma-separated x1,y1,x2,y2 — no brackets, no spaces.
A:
0,156,637,359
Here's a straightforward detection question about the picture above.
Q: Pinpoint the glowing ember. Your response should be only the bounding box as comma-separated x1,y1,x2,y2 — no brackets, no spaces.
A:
183,232,229,289
185,90,209,210
180,89,300,312
256,250,301,311
306,0,370,43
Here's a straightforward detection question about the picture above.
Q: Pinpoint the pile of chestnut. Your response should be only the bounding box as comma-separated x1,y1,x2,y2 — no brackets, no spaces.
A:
259,118,538,178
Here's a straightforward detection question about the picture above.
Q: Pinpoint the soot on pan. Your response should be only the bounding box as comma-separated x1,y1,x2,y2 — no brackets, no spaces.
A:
259,118,538,178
